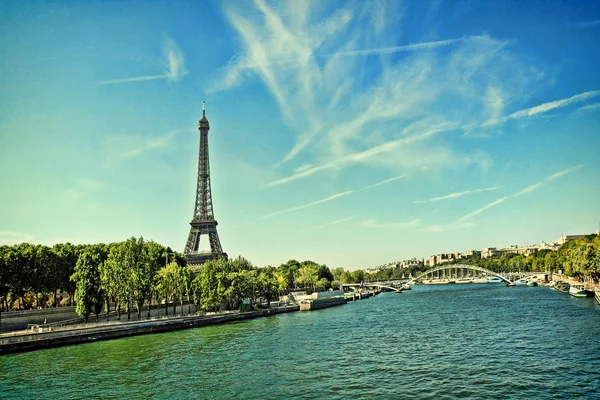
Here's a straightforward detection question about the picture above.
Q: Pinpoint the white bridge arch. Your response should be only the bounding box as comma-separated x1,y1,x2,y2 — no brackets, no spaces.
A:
407,264,513,285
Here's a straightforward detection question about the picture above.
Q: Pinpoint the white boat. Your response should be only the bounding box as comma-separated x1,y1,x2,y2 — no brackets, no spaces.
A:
488,277,503,283
569,284,593,298
472,278,489,284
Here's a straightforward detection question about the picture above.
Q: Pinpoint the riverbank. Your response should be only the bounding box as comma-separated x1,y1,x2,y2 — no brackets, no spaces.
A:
0,305,298,355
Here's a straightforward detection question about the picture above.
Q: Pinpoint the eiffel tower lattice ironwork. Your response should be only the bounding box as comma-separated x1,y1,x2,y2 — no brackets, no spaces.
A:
184,102,227,266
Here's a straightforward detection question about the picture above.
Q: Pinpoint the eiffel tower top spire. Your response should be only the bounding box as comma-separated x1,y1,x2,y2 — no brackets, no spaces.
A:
199,101,209,128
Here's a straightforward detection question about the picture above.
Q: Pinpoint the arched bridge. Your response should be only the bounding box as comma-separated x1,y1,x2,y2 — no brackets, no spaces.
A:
406,264,513,285
342,283,402,293
350,265,546,293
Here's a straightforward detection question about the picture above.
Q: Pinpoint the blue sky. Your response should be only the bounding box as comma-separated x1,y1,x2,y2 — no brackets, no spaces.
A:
1,0,599,269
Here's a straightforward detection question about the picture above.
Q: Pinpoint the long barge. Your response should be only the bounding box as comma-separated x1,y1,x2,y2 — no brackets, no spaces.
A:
299,290,347,311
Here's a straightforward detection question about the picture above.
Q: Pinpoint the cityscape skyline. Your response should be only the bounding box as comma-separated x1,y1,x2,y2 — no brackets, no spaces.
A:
1,1,599,269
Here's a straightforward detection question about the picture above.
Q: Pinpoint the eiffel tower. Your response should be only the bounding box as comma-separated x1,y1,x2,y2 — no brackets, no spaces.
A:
184,102,227,266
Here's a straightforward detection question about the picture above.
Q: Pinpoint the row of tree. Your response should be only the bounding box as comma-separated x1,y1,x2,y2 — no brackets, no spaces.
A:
549,234,600,281
0,241,184,312
70,245,349,321
1,239,354,321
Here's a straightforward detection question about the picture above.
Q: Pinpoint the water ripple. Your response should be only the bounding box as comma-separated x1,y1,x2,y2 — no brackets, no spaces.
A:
1,284,600,399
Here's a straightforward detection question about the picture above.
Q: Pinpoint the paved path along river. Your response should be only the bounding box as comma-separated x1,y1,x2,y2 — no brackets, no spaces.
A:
1,283,599,399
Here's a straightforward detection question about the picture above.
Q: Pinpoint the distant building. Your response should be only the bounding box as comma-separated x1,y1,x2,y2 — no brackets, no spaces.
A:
539,241,561,251
464,249,481,258
559,234,593,245
481,245,538,258
429,253,459,266
400,258,422,268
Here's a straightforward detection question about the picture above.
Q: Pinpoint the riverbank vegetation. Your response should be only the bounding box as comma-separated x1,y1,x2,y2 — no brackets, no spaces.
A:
452,234,600,283
365,233,600,284
3,233,598,320
0,239,343,321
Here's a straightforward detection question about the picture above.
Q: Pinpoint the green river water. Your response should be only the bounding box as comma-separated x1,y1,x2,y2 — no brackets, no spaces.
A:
1,284,599,399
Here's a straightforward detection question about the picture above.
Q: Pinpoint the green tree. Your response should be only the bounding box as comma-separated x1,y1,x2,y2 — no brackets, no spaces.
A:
352,269,365,284
182,266,195,314
0,246,11,312
257,267,279,306
278,259,300,289
52,243,80,306
196,258,224,312
544,251,559,275
104,242,133,320
156,262,179,316
316,264,334,282
316,277,330,291
71,248,105,322
142,241,165,317
339,270,353,284
296,265,318,289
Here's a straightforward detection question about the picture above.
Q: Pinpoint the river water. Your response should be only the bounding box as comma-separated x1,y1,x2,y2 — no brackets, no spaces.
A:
1,284,599,399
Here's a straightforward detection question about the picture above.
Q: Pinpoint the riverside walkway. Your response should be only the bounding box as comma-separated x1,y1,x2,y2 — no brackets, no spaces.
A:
0,305,298,355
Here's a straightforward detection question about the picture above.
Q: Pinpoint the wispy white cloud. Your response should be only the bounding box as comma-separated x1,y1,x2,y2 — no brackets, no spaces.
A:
577,102,600,113
94,75,171,85
332,38,462,57
456,197,508,222
414,186,502,203
545,164,585,181
361,219,420,229
261,190,354,219
265,121,459,187
513,164,585,197
119,129,180,159
575,20,600,28
312,217,352,230
364,175,405,190
214,2,570,194
512,182,544,197
457,164,586,221
0,231,35,245
481,90,600,127
294,164,313,174
95,36,187,85
213,2,525,175
262,173,410,220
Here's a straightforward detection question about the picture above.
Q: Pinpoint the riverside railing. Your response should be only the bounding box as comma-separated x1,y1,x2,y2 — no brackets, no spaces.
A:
0,306,297,346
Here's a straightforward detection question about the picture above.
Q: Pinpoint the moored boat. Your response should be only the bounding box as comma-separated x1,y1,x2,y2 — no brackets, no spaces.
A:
299,290,347,311
555,282,570,294
423,279,450,285
488,277,503,283
595,286,600,305
526,281,538,287
569,284,593,298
